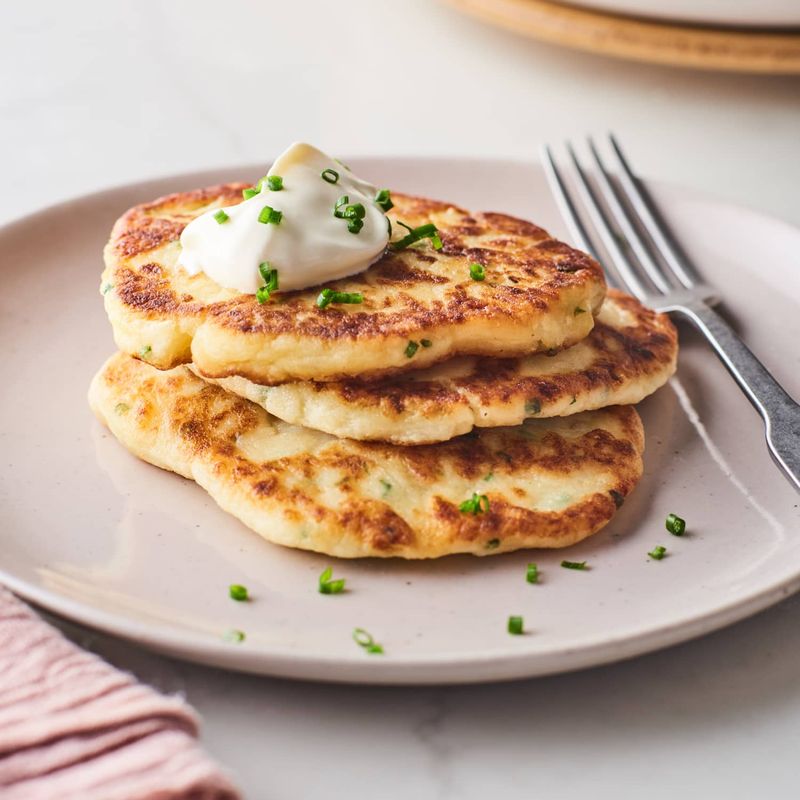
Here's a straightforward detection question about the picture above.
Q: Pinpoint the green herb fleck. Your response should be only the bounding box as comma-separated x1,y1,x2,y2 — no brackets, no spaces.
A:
318,566,346,595
486,538,501,550
390,222,441,252
526,563,539,584
574,306,586,315
229,584,249,602
420,339,432,348
561,560,588,570
375,188,393,212
266,175,283,191
483,471,494,482
316,289,364,309
258,205,282,225
470,262,486,281
255,262,280,305
101,282,114,295
666,513,686,536
610,490,625,508
379,478,392,497
321,168,339,184
459,493,489,515
405,340,419,358
648,545,667,560
139,345,152,359
508,615,524,635
525,398,542,415
223,629,246,643
213,209,230,224
114,402,129,415
570,395,577,405
347,218,364,234
353,628,384,655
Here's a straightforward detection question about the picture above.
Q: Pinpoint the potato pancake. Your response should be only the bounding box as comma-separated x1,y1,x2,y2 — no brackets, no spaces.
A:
204,290,675,444
89,353,644,559
102,187,605,384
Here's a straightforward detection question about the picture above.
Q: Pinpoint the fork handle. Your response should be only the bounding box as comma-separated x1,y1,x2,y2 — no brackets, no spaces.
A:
671,299,800,493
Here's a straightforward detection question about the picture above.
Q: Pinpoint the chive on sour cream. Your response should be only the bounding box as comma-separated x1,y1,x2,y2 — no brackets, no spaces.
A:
177,142,390,295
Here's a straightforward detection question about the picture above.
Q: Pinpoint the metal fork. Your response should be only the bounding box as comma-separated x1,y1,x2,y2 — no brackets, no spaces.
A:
541,135,800,493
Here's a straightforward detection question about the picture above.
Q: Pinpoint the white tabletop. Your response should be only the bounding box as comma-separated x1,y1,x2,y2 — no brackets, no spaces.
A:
4,2,800,797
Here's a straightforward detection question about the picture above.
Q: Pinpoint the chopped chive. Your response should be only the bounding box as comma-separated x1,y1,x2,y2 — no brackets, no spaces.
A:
256,263,279,304
333,195,349,218
561,560,588,570
405,340,419,358
266,175,283,191
223,629,246,643
648,545,667,560
526,563,539,584
139,345,152,359
114,402,129,415
213,209,230,224
341,203,366,220
379,478,392,497
508,615,524,635
666,513,686,536
375,188,394,212
420,339,432,348
469,262,486,281
347,218,364,234
525,398,542,415
353,628,384,655
316,288,364,309
386,217,392,237
574,306,586,315
459,493,489,515
229,584,249,602
321,168,339,184
258,205,282,225
318,566,346,595
242,188,259,200
390,222,441,251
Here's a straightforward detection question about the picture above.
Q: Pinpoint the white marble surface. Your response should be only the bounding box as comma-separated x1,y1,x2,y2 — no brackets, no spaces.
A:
3,2,800,797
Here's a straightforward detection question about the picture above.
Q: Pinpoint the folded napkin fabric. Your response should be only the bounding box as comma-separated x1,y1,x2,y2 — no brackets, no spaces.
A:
0,587,240,800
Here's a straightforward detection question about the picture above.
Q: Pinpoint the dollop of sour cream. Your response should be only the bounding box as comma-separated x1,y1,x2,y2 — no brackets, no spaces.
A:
177,142,389,294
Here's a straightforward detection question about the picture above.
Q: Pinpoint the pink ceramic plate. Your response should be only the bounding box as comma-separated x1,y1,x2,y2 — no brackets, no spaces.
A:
1,156,799,683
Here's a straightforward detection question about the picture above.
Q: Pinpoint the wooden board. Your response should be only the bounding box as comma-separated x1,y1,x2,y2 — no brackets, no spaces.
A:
446,0,800,74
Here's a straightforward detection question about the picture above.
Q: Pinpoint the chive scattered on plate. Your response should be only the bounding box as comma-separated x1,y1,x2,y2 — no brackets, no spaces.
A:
666,513,686,536
353,628,384,654
318,566,346,595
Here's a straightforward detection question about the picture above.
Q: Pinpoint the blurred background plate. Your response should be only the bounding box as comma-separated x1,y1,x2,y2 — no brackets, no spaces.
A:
560,0,800,28
447,0,800,73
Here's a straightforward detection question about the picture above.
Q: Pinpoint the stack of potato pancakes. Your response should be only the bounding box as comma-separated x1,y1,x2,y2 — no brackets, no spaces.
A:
90,185,677,559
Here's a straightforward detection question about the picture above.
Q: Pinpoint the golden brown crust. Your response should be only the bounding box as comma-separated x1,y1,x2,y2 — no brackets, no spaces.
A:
102,185,606,384
207,289,677,444
89,353,645,559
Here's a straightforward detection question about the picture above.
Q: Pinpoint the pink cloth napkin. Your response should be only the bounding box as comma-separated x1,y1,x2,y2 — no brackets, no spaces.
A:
0,587,240,799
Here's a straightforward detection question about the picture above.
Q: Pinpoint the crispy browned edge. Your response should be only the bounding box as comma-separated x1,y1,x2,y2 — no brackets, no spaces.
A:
106,185,605,372
94,354,644,557
276,288,677,414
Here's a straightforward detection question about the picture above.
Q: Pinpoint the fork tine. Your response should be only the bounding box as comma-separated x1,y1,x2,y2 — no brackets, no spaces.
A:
586,137,674,295
608,134,700,289
563,143,652,301
539,145,599,262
